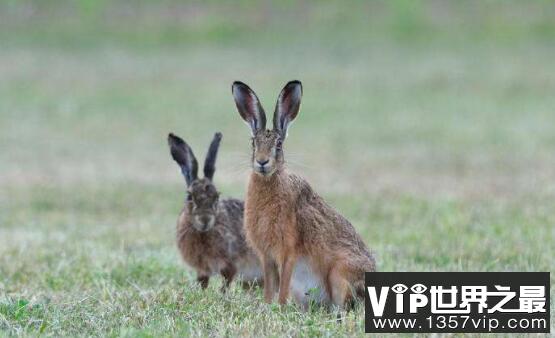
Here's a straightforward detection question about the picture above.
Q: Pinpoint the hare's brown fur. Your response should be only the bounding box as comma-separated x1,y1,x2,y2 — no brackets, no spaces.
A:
177,195,261,289
245,166,375,307
233,81,376,309
169,132,262,290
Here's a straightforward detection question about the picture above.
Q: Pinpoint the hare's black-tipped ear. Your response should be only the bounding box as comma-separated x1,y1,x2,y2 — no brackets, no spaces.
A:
203,132,222,180
232,81,266,135
168,133,198,186
273,80,302,138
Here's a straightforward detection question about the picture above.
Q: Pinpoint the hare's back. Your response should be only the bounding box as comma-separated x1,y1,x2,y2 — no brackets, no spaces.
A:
217,198,244,231
293,175,373,259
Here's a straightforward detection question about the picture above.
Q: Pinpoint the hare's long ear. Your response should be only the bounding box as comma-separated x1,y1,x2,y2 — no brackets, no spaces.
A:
203,132,222,180
232,81,266,135
273,80,302,138
168,133,198,186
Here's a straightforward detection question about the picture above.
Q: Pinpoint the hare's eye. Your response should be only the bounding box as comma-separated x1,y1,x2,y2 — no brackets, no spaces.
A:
276,139,283,150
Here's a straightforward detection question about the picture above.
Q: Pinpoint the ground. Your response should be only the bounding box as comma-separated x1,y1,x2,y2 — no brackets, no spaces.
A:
0,1,554,337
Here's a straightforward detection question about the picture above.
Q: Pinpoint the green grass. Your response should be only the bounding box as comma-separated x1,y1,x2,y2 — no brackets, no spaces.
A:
1,1,554,336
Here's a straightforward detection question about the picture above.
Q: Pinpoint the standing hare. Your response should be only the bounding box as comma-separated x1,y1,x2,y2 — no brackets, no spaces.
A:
168,132,262,291
232,81,376,309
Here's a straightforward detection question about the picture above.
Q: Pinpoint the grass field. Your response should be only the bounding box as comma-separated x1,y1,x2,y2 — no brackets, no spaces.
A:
1,1,554,336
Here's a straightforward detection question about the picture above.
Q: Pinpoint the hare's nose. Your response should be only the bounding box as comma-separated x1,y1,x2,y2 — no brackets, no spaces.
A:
256,159,269,166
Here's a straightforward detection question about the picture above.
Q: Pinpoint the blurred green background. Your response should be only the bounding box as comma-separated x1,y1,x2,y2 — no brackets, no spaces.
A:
1,1,554,336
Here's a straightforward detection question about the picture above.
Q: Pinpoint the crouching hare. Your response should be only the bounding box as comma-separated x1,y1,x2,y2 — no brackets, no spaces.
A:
168,132,262,291
232,81,376,309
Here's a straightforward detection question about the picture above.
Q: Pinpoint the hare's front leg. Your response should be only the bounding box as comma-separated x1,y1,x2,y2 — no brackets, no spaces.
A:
262,256,279,303
278,254,296,305
197,275,209,289
220,264,237,293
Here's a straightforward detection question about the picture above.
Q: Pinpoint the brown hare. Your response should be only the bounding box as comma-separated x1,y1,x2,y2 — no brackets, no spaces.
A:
168,132,262,291
231,81,376,309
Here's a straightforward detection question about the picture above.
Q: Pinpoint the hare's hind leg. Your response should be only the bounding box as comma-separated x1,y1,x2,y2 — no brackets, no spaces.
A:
327,266,350,310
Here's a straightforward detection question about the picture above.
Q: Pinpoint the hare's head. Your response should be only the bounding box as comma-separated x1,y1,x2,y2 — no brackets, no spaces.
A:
232,80,302,177
168,132,222,232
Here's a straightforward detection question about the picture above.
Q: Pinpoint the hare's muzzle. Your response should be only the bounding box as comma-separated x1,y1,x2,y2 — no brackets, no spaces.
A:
193,214,216,232
254,158,275,176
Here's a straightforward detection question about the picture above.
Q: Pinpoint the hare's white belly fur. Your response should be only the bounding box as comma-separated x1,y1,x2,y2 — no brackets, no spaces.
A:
291,257,329,307
236,255,263,283
238,264,263,282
